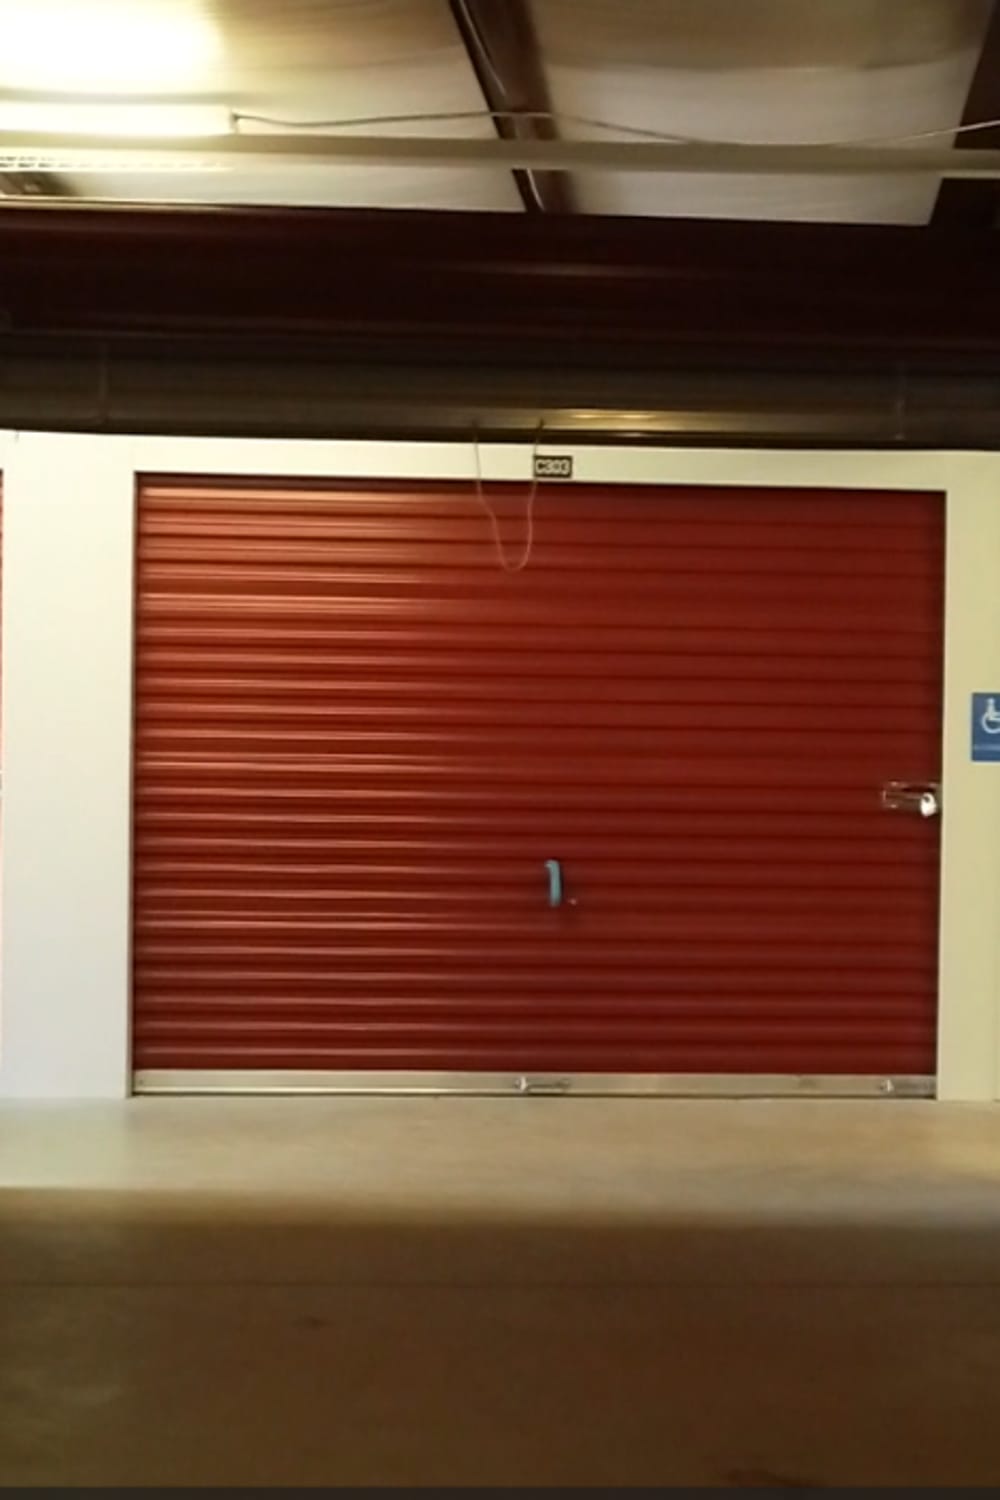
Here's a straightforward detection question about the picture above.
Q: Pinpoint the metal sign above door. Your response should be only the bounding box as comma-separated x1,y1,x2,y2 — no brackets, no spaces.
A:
533,454,573,480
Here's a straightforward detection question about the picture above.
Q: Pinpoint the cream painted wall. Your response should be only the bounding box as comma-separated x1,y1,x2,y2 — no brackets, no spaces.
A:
0,433,995,1099
0,435,135,1097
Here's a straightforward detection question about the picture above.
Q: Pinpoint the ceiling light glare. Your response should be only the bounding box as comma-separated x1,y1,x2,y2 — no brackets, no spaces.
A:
0,101,230,137
0,148,225,173
0,1,222,93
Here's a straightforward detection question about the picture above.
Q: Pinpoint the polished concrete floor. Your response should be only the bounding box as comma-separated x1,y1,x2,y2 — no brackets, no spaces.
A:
2,1097,1000,1486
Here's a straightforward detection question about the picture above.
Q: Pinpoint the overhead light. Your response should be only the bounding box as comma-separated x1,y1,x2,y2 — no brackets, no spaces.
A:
0,150,225,175
0,102,231,139
0,1,222,94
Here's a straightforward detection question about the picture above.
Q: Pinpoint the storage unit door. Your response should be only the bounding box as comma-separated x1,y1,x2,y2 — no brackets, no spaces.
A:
133,480,943,1088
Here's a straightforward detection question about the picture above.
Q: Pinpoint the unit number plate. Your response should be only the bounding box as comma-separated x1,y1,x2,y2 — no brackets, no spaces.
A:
533,455,574,480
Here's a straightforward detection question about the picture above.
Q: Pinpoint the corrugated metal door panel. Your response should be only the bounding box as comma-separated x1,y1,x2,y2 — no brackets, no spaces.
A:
132,480,943,1076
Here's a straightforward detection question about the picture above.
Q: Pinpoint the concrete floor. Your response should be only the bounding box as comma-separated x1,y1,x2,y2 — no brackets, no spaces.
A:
2,1099,1000,1487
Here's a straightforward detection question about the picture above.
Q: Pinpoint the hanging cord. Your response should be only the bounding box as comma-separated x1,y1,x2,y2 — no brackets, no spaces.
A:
233,108,1000,151
472,423,544,574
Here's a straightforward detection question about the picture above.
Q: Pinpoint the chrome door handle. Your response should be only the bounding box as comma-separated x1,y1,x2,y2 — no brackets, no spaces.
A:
881,781,940,818
544,859,563,907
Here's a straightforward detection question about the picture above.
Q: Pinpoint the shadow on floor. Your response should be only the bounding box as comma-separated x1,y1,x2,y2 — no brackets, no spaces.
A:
2,1186,1000,1486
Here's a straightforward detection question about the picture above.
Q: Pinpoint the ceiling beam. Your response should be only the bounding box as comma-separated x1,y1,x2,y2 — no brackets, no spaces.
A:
7,342,1000,449
7,133,1000,175
449,0,575,214
932,0,1000,228
2,204,1000,366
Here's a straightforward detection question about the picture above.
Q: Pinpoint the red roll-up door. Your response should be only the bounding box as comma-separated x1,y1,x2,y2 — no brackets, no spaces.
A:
132,479,943,1085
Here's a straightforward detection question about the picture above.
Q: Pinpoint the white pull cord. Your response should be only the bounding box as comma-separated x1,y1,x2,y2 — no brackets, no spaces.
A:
472,423,543,574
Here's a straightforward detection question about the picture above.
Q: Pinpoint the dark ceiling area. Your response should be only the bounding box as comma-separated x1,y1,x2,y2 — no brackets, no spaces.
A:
1,1,1000,442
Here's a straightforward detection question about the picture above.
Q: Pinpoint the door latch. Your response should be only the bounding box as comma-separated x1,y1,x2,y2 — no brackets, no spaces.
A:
880,781,940,818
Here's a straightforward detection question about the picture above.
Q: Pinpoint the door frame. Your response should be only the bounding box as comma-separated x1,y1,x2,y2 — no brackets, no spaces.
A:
0,433,994,1100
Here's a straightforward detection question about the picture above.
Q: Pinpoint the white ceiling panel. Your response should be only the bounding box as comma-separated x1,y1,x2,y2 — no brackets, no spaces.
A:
533,0,992,222
44,0,521,211
64,162,519,212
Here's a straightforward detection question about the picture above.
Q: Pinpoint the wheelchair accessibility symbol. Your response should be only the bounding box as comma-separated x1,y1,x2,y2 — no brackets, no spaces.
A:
972,693,1000,760
981,697,1000,734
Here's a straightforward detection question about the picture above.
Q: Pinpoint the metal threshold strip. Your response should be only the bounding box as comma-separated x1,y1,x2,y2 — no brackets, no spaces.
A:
133,1071,935,1099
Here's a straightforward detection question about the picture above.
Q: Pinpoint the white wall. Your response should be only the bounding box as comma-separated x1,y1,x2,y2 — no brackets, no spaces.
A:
938,464,1000,1100
0,434,996,1099
0,435,135,1097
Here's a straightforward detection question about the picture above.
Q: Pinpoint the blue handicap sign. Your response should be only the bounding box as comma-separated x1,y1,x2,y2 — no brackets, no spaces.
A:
972,693,1000,760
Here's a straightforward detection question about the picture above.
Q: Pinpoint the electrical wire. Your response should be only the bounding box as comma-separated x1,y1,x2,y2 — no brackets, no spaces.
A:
472,424,543,575
864,114,1000,145
231,107,1000,151
232,107,704,141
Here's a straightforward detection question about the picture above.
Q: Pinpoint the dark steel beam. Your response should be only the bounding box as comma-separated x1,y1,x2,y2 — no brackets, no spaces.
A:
932,0,1000,228
4,337,1000,448
449,0,575,214
1,202,1000,364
